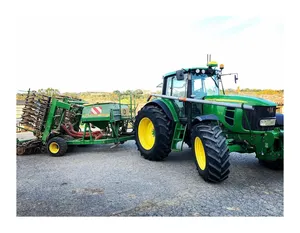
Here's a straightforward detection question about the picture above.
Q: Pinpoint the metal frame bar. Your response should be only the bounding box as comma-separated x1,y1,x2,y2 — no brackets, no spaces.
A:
41,99,71,142
149,94,254,110
66,135,134,145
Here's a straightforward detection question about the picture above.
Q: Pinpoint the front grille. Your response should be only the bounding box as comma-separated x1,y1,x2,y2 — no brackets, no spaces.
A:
242,106,276,131
225,107,235,126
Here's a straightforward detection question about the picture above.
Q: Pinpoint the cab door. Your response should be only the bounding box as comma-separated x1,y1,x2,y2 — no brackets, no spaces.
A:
165,75,187,118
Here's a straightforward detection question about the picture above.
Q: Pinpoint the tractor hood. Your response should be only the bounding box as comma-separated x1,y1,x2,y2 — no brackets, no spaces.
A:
204,95,276,107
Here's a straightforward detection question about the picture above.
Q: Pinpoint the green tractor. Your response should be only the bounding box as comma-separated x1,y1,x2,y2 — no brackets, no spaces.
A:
134,59,283,183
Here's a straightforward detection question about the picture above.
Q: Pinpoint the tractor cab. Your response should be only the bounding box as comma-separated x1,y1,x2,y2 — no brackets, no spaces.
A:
163,62,219,95
162,61,235,100
162,62,225,118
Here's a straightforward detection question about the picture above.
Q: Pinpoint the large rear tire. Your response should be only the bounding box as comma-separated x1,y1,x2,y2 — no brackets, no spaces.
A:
134,105,173,161
192,123,230,183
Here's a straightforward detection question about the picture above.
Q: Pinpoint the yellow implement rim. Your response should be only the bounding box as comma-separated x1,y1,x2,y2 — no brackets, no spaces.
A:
49,142,60,154
138,117,155,150
194,137,206,170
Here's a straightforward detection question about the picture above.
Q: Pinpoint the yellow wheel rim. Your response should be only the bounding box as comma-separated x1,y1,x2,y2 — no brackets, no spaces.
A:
49,142,60,154
138,117,155,150
194,137,206,170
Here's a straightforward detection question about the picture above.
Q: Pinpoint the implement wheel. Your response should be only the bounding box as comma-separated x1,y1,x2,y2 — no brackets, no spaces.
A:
192,123,230,183
134,105,173,161
47,137,68,157
62,135,76,152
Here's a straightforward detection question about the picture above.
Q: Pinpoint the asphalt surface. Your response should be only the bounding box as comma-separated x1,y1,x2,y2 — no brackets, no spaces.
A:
17,135,283,217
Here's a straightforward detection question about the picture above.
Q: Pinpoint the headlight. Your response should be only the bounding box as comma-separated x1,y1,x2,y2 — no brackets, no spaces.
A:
260,119,276,126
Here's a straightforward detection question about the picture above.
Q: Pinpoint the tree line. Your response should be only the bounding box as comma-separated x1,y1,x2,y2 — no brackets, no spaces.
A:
16,88,283,105
16,88,160,105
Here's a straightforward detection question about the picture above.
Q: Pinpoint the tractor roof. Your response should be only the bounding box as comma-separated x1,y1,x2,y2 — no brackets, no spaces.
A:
163,66,211,78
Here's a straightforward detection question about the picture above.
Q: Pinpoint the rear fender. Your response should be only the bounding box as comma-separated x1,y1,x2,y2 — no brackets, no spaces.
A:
144,99,179,123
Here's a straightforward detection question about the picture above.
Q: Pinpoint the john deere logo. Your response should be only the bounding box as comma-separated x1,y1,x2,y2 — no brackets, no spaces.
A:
267,107,274,113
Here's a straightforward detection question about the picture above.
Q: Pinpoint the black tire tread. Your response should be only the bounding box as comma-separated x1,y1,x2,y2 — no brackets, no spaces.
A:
62,135,75,152
192,123,230,183
134,105,173,161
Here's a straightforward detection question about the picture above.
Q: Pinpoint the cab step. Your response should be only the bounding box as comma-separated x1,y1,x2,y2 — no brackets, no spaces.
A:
171,123,187,151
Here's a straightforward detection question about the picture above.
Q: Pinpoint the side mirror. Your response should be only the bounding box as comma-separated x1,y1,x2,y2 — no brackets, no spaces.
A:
234,74,238,84
176,70,185,80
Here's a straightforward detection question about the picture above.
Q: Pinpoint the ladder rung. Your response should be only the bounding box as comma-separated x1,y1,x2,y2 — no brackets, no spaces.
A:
173,139,183,142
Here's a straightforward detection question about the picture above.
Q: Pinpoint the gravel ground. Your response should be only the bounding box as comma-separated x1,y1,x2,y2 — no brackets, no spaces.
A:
17,134,283,216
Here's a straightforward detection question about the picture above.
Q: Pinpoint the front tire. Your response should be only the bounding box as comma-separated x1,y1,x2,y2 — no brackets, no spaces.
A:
47,137,68,157
134,105,173,161
259,159,283,170
275,113,284,130
192,123,230,183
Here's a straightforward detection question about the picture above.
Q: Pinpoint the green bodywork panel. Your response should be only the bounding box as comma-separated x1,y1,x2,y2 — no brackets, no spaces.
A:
81,102,130,129
202,95,282,160
203,95,276,134
204,95,276,107
56,101,71,110
156,98,180,123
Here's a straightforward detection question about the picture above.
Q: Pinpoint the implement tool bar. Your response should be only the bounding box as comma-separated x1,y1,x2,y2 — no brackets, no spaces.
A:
149,94,254,110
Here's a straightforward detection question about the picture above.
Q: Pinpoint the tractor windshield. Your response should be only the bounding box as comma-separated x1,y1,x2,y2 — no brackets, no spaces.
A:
191,74,219,99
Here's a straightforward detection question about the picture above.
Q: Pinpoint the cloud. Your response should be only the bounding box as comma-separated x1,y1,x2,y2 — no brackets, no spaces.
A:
219,17,261,36
16,16,283,92
194,16,234,28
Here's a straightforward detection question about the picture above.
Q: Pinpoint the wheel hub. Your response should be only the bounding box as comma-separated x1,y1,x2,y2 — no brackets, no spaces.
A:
194,136,206,170
138,117,155,150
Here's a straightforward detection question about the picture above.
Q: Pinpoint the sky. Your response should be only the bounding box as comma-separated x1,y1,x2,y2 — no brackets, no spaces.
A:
16,16,283,93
